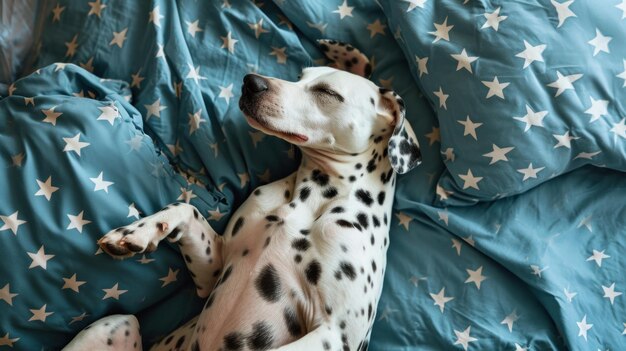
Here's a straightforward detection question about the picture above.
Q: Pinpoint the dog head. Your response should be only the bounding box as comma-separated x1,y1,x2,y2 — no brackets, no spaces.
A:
238,41,421,174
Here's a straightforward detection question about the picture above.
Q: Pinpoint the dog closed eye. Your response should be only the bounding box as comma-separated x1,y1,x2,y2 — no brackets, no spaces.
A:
311,84,345,103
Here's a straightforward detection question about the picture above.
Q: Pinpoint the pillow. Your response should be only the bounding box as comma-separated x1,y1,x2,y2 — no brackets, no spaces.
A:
0,63,223,349
380,0,626,205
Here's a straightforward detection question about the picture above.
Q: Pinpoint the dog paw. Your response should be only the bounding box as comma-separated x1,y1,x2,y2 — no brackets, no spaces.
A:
98,224,158,259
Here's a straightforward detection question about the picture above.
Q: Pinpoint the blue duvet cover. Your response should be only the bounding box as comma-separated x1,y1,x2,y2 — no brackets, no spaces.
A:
0,1,624,350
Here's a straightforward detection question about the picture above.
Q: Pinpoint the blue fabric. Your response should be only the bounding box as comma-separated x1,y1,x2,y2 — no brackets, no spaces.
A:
381,0,626,205
0,0,624,350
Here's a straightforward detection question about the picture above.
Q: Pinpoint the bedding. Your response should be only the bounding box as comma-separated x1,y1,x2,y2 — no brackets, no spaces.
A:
0,1,624,350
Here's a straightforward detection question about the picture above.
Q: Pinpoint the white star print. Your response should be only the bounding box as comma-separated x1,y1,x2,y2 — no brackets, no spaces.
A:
517,163,545,181
177,188,197,203
584,96,609,123
250,131,265,148
453,326,478,351
109,28,128,48
408,276,427,287
514,105,548,132
186,20,203,37
553,131,579,149
377,306,399,322
90,172,114,193
610,118,626,140
577,215,593,231
588,29,612,56
186,63,207,84
156,44,165,59
564,287,577,302
97,104,120,125
451,238,462,255
128,203,140,219
27,246,55,269
0,333,19,347
35,176,59,201
514,344,528,351
64,34,79,57
87,0,106,17
63,133,90,156
465,266,488,289
438,209,449,226
574,150,601,161
306,21,328,34
42,106,62,126
148,6,164,27
602,283,622,305
208,207,225,221
24,97,34,106
617,0,626,18
547,71,583,97
457,116,483,140
395,212,413,231
459,169,483,190
144,98,167,120
403,0,427,12
451,49,478,73
429,17,453,43
248,18,269,38
433,87,449,109
160,268,179,287
464,236,476,247
29,304,54,322
551,0,576,28
11,152,25,167
0,284,18,306
515,40,547,69
577,315,593,341
481,77,510,99
442,148,455,162
137,255,155,264
130,71,145,88
126,135,143,152
483,144,514,164
220,31,238,53
102,283,128,300
219,84,235,104
501,310,519,332
530,265,549,277
415,55,429,77
617,60,626,87
586,249,609,267
62,274,86,292
0,211,27,235
430,287,454,313
270,47,288,64
54,62,68,72
7,83,16,96
52,3,65,22
482,7,507,31
69,312,89,325
238,172,250,188
79,57,94,72
188,109,206,135
333,0,354,19
67,211,91,233
366,19,387,38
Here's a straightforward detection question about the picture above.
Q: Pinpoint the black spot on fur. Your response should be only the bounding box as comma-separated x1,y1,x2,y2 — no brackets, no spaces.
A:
283,308,302,337
294,254,302,263
220,265,233,285
355,189,373,206
300,229,310,235
364,63,372,77
232,217,244,237
323,187,338,198
242,249,249,256
323,340,331,350
370,234,375,246
355,163,362,170
246,321,274,350
367,158,377,173
224,332,244,351
184,254,193,264
284,190,290,199
372,260,377,272
340,262,357,281
349,175,356,182
384,213,388,225
305,260,322,285
175,336,186,349
254,189,261,196
356,213,369,229
331,206,344,213
264,236,271,248
191,341,200,351
320,43,329,52
372,215,380,227
374,135,384,144
300,187,311,202
368,303,373,321
325,305,333,315
164,335,174,345
336,219,354,228
107,338,113,346
255,264,282,303
167,226,181,240
311,169,329,186
292,238,311,251
265,215,279,222
377,191,386,205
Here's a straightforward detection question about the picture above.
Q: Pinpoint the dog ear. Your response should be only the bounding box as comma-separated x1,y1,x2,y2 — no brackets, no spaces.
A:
378,88,421,174
317,39,372,78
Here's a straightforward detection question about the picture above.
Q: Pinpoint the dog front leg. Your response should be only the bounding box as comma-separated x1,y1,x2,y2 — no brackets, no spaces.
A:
98,202,224,298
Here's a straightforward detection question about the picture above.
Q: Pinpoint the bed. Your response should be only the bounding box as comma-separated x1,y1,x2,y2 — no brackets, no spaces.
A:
1,0,625,350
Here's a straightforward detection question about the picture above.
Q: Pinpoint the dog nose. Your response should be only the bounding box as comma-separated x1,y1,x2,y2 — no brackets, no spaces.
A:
243,74,269,94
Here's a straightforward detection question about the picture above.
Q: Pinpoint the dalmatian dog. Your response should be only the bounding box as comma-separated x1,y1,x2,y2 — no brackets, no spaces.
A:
63,40,421,351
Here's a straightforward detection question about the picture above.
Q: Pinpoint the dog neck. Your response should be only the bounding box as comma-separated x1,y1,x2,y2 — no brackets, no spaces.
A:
289,138,396,215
